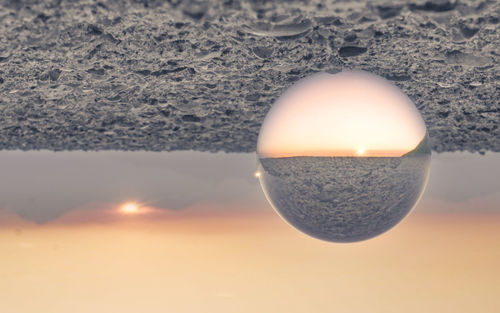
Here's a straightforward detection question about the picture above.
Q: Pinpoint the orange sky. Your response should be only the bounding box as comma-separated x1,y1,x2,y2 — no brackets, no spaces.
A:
0,206,499,313
257,72,427,158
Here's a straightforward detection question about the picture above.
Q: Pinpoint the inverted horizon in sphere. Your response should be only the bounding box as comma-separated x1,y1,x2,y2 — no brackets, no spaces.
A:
257,155,431,242
257,71,427,158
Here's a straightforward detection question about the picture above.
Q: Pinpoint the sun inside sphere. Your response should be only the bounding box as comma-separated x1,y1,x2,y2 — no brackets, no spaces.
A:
257,71,427,158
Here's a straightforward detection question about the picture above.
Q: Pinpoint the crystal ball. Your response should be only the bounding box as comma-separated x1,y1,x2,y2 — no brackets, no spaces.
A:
256,71,431,242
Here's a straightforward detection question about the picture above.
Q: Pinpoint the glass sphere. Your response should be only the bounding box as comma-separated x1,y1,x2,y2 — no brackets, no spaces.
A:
256,71,431,242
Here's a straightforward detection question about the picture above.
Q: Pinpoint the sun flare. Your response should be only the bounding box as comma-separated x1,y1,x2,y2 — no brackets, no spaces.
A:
120,202,140,214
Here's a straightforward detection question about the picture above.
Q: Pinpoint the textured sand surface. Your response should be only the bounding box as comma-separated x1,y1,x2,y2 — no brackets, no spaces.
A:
0,0,498,152
259,155,431,242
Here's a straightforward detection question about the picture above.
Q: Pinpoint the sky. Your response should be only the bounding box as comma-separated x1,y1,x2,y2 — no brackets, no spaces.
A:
0,150,498,312
0,150,498,222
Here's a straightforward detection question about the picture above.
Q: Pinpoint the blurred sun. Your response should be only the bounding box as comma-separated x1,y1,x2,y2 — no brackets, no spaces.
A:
357,147,366,155
120,202,140,214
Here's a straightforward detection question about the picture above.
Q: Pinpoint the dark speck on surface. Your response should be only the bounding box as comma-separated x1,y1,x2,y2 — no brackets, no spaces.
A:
87,24,103,35
339,46,367,57
344,33,357,42
49,69,61,81
408,1,457,12
376,5,403,19
182,115,201,122
87,68,105,75
460,24,479,38
385,74,411,82
253,46,273,59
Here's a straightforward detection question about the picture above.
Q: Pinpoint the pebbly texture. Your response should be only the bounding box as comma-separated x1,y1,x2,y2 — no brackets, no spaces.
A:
258,155,431,242
0,0,498,153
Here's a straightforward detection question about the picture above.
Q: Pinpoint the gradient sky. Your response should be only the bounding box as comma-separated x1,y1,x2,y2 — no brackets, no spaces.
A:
0,210,499,313
0,151,498,313
257,72,427,157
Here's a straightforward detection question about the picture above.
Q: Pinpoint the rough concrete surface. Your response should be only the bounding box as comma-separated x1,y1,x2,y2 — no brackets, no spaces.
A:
0,0,498,153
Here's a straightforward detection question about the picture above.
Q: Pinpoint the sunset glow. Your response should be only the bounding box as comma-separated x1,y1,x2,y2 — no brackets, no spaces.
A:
257,71,427,158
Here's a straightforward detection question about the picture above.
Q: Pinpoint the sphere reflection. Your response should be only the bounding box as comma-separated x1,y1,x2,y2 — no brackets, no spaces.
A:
257,71,431,242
